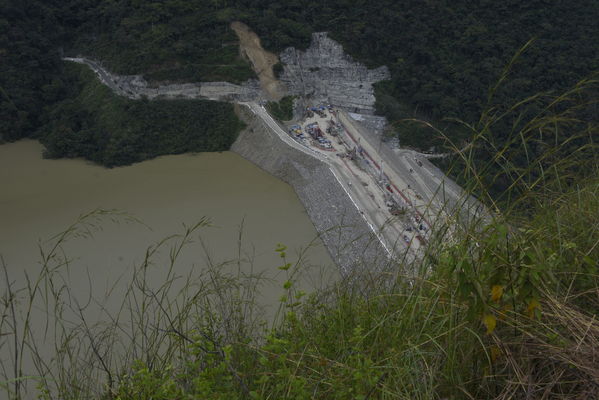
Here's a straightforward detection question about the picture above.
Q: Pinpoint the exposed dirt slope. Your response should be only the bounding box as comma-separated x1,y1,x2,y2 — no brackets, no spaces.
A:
231,21,286,101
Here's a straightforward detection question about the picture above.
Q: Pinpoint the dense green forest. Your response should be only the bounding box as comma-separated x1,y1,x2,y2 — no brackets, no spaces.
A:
0,1,66,142
64,1,255,84
266,95,295,121
0,0,249,165
41,64,244,167
61,0,599,148
1,0,597,175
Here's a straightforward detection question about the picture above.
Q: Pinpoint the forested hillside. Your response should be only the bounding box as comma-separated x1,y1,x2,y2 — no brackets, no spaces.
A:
40,64,244,167
0,0,250,165
238,0,599,150
62,1,255,84
0,1,65,141
57,0,599,146
1,0,597,176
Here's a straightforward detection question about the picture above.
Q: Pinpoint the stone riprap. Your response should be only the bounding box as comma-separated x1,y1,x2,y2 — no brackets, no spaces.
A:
63,58,262,102
232,106,389,274
279,33,390,115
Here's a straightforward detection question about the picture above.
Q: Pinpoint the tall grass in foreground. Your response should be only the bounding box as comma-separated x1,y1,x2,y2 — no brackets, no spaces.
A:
0,211,328,399
1,72,598,399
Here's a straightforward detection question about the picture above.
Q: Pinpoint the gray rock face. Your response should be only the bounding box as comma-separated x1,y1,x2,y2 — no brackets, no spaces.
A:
279,33,390,114
63,57,262,102
347,113,389,137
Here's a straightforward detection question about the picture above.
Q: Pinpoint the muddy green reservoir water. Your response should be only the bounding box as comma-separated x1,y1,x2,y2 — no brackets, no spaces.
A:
0,139,334,303
0,140,335,396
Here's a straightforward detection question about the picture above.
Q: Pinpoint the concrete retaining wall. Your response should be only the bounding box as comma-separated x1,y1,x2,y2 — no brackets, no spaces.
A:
231,106,389,274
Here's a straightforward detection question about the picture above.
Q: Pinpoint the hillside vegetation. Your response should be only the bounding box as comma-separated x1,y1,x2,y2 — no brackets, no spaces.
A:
266,96,296,122
0,1,66,142
65,2,255,84
3,2,597,168
41,64,245,167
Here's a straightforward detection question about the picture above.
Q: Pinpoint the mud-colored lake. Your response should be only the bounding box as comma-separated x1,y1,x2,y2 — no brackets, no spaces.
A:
1,139,335,305
0,140,335,396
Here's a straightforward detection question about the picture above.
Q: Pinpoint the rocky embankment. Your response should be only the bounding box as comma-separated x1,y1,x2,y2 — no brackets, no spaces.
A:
232,105,389,274
66,31,391,114
279,33,390,115
63,58,262,102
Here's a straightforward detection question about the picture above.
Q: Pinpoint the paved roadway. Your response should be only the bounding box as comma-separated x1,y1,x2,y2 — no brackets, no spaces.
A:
243,102,328,162
337,112,440,225
64,57,254,102
244,103,420,260
299,112,420,253
337,111,485,228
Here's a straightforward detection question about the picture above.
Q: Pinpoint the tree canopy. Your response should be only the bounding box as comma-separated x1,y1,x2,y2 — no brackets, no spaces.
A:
1,0,596,179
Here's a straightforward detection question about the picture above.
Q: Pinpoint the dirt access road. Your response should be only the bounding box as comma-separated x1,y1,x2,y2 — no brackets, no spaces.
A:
231,21,286,101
